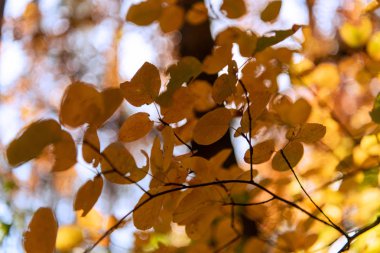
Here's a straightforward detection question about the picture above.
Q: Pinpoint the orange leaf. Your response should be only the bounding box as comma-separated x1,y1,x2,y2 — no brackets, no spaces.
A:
260,0,282,22
126,0,162,26
272,142,304,171
220,0,246,19
159,5,184,33
119,112,153,142
244,139,275,164
74,176,103,217
193,108,232,145
286,123,326,143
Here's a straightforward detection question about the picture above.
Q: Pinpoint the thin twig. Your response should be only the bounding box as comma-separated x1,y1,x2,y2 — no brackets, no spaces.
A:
223,197,275,206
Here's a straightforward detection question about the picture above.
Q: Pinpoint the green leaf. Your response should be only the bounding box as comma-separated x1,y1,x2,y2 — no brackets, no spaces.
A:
370,92,380,123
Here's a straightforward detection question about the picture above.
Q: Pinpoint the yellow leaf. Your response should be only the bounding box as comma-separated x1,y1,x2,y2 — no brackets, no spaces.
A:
126,0,162,26
82,126,101,167
272,142,304,171
7,119,62,167
119,112,153,142
339,16,372,48
23,207,58,253
202,44,232,74
193,107,232,145
120,62,161,106
244,139,275,164
74,176,103,217
301,63,340,88
212,73,237,104
159,5,184,33
220,0,246,19
55,225,83,251
286,123,326,143
60,82,104,128
367,32,380,61
162,126,174,171
260,0,282,22
52,130,77,172
186,2,208,25
133,191,164,230
101,142,147,184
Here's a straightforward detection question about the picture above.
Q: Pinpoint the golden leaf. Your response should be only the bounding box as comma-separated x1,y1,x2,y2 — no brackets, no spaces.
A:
133,191,164,230
23,207,58,253
244,139,275,164
220,0,246,19
202,44,233,74
193,107,232,145
286,123,326,143
52,130,77,172
126,0,162,26
162,126,174,171
272,142,304,171
159,5,184,33
119,112,153,142
55,225,84,251
212,73,237,104
120,62,161,106
74,176,103,217
82,126,101,167
186,2,208,25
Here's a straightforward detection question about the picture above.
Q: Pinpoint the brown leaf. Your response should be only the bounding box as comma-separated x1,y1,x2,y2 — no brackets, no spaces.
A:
272,142,304,171
119,112,153,142
74,176,103,217
244,139,275,164
23,207,58,253
260,0,282,22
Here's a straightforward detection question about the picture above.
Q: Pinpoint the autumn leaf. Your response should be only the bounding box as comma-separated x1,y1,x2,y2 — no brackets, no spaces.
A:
256,25,301,53
212,73,237,104
272,142,304,171
133,191,164,230
74,176,103,217
82,126,101,167
202,44,233,74
193,107,232,145
126,0,162,26
186,2,208,25
162,126,174,171
60,82,104,128
244,139,275,164
220,0,246,19
95,88,123,127
120,62,161,106
119,112,153,142
286,123,326,143
260,1,282,22
159,5,184,33
55,225,84,251
52,130,77,172
6,119,62,167
23,207,58,253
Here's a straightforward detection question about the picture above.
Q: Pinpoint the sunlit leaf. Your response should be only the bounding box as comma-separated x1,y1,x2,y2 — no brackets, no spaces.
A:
256,25,301,53
339,16,372,48
212,73,237,104
159,5,184,33
286,98,312,125
193,108,232,145
126,0,162,26
272,142,304,171
370,93,380,124
202,44,233,74
119,112,153,142
52,130,77,172
244,139,275,164
120,62,161,106
74,176,103,217
286,123,326,143
82,126,101,167
101,142,147,184
60,82,104,128
7,119,62,167
23,207,58,253
260,0,282,22
220,0,246,19
186,2,208,25
55,225,84,251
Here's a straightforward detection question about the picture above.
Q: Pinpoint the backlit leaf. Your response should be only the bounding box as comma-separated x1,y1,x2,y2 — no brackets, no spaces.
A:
7,119,62,167
256,25,301,53
286,123,326,143
119,112,153,142
244,139,275,164
216,27,257,57
159,5,184,33
74,176,103,217
212,74,237,104
23,207,58,253
202,44,233,74
286,98,312,126
260,0,282,22
162,126,174,171
82,126,101,167
161,87,195,123
370,92,380,124
95,88,123,127
120,62,161,106
220,0,246,19
55,225,84,252
193,108,232,145
272,142,304,171
60,82,104,128
52,130,77,172
126,0,162,26
186,2,208,25
101,142,147,184
133,191,164,230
